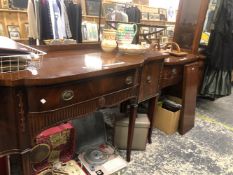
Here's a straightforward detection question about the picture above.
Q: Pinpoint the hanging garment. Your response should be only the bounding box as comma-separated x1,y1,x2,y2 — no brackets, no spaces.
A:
200,0,233,98
48,0,64,39
75,3,83,43
34,0,41,39
60,0,72,38
27,0,39,39
40,0,54,39
125,6,141,23
65,1,82,43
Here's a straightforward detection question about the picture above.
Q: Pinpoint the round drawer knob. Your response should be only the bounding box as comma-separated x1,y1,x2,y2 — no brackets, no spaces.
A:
62,90,74,101
125,76,133,85
147,75,152,83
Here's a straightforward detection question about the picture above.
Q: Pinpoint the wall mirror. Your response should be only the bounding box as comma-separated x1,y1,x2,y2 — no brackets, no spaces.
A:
173,0,209,53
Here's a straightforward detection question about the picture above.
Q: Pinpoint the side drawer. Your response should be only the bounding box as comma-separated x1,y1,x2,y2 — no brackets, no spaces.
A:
160,65,183,88
27,70,137,112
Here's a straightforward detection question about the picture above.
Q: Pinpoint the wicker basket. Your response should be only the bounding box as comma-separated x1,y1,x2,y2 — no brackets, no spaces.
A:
162,42,188,57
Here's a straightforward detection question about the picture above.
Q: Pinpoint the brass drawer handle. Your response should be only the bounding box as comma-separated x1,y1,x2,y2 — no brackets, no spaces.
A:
62,90,74,101
147,75,152,83
125,76,133,85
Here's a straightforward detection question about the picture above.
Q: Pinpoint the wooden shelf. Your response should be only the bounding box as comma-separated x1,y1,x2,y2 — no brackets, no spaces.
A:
82,15,105,19
82,15,106,23
141,19,176,25
15,38,28,41
106,20,166,29
83,40,99,43
0,9,27,13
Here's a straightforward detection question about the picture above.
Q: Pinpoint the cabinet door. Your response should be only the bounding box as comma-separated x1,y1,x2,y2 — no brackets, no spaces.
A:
179,62,199,135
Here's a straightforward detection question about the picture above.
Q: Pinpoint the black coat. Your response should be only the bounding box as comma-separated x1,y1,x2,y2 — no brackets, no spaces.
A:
201,0,233,98
206,0,233,71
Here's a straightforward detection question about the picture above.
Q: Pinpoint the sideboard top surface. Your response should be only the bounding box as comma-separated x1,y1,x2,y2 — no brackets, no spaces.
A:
0,48,168,86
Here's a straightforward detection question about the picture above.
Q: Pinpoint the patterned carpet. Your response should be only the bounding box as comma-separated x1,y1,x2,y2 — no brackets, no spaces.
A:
121,114,233,175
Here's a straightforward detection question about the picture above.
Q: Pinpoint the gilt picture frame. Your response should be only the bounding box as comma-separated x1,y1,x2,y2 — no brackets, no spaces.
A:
7,25,21,40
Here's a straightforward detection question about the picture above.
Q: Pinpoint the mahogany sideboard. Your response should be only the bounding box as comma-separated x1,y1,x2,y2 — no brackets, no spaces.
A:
0,44,167,174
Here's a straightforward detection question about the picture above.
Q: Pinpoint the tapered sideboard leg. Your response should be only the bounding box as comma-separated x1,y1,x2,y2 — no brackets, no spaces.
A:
126,103,138,162
147,97,157,144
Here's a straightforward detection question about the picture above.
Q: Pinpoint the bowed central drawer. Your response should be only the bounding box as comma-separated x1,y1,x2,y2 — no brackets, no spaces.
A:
27,70,138,112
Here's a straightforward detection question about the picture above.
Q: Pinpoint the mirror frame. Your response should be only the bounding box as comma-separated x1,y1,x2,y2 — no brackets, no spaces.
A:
173,0,210,54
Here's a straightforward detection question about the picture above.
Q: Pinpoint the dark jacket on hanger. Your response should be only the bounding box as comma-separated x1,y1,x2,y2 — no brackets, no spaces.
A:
125,6,141,23
65,1,82,43
40,0,54,39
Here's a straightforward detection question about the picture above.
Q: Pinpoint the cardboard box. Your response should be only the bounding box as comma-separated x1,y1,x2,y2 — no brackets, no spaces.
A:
154,96,181,135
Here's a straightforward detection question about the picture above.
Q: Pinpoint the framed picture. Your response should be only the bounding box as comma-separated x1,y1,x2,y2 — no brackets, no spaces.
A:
0,23,4,36
141,12,148,20
159,8,167,15
86,0,101,16
102,2,125,17
7,25,21,39
9,31,20,40
149,13,160,21
160,14,167,21
9,0,28,9
102,3,115,16
1,0,9,9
